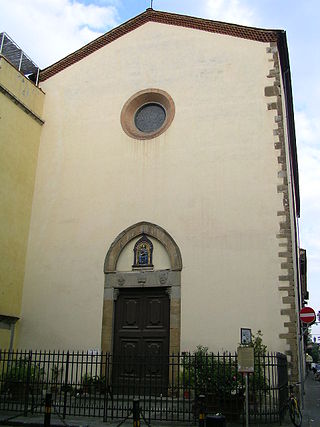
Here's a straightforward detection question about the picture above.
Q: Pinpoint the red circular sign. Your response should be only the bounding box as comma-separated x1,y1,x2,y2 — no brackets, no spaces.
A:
299,307,316,324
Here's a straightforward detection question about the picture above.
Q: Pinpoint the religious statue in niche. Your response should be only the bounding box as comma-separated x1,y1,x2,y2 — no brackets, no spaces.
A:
139,244,149,265
133,235,153,269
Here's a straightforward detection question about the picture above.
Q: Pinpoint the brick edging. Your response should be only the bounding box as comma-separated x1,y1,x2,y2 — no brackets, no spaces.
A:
40,9,280,82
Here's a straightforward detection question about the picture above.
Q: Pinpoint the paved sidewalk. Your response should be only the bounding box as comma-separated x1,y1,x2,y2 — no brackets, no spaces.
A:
301,373,320,426
0,411,291,427
0,408,291,427
2,375,320,427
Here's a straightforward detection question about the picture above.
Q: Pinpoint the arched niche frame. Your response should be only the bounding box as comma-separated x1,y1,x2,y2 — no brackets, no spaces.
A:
102,221,182,355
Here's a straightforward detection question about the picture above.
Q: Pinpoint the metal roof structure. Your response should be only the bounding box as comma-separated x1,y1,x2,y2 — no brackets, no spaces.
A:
0,32,40,85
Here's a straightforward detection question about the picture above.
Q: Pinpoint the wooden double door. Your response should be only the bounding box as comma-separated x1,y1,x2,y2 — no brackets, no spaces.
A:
113,287,170,393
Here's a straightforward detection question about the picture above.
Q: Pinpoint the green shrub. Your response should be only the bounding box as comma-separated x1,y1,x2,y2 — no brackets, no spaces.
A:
182,334,270,399
181,346,243,396
1,357,45,400
247,330,269,394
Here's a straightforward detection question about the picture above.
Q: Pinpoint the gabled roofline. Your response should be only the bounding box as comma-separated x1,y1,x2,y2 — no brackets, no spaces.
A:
39,8,280,82
38,8,299,216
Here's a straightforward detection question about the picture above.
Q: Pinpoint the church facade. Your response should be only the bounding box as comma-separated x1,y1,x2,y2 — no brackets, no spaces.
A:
1,9,306,381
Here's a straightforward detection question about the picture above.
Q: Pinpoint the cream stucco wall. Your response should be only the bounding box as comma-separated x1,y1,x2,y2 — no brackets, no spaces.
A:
20,22,287,353
0,57,44,348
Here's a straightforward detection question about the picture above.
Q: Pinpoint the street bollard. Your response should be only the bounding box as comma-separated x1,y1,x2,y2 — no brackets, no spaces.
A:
198,394,205,427
133,397,140,427
44,392,52,427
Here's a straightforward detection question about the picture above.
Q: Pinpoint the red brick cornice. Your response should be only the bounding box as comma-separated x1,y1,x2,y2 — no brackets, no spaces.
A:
40,9,280,82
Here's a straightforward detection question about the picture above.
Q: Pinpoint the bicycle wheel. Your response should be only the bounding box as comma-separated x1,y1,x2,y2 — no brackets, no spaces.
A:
289,399,302,427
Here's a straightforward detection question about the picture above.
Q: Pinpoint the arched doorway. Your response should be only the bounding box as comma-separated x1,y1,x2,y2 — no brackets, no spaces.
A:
102,221,182,359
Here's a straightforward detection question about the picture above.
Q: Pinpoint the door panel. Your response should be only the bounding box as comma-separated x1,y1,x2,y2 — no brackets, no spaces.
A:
123,298,140,327
113,287,170,394
146,297,165,328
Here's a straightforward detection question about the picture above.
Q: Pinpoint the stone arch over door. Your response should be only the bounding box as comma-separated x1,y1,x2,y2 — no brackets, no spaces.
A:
102,221,182,355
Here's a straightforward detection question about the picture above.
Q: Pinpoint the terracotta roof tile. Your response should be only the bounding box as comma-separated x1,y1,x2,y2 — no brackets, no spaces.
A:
40,9,280,82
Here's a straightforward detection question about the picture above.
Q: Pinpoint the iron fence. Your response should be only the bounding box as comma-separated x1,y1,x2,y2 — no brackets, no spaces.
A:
0,350,287,424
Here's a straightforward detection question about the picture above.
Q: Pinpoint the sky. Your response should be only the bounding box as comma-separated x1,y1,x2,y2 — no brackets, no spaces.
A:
1,0,319,340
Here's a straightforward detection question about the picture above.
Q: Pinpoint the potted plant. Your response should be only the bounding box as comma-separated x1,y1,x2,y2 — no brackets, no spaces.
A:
1,357,45,401
81,374,105,395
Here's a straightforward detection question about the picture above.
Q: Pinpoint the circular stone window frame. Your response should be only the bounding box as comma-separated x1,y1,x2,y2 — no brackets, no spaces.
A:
120,88,175,140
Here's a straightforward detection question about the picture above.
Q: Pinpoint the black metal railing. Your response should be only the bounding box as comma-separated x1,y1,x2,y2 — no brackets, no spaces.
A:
0,350,287,424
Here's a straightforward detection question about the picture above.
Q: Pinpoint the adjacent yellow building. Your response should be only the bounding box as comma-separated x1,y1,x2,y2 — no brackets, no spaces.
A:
0,34,44,349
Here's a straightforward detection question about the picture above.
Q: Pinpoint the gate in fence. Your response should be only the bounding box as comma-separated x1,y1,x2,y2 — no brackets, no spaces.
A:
0,350,287,424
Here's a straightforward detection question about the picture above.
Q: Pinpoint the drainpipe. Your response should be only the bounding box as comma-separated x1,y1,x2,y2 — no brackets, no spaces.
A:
36,68,40,86
18,50,23,71
0,33,5,54
9,323,15,352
